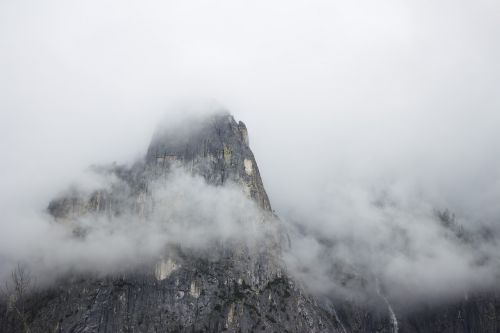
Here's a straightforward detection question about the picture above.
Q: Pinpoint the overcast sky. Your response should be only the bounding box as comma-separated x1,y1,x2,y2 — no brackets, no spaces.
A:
1,0,499,218
1,0,500,299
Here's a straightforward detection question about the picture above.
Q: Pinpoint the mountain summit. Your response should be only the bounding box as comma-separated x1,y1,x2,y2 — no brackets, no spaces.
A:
146,112,271,211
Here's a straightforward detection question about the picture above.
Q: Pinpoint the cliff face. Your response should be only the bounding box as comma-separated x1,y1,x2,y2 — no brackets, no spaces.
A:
1,111,500,333
145,112,271,212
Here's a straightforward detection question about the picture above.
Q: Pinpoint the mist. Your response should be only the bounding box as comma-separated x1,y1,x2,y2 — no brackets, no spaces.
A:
0,165,275,286
1,0,500,305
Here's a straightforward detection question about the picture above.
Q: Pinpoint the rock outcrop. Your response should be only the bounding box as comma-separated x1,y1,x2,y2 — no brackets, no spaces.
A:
146,112,271,212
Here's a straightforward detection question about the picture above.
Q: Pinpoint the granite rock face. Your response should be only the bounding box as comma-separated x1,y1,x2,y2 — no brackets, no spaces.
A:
146,112,271,212
1,111,500,333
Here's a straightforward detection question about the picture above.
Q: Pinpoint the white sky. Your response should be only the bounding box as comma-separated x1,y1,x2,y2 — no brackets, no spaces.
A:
1,0,499,221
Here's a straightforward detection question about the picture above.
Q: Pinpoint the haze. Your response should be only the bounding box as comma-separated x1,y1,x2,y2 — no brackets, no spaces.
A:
1,0,500,304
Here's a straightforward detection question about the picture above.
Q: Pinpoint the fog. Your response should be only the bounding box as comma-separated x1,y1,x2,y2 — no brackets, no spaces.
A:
0,165,275,286
1,0,500,304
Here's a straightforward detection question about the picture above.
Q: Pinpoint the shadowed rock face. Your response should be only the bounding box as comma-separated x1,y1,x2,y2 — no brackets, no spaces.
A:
2,111,500,333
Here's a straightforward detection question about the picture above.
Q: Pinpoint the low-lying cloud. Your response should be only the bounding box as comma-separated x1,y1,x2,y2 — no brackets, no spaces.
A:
0,166,273,286
282,182,500,306
0,118,499,307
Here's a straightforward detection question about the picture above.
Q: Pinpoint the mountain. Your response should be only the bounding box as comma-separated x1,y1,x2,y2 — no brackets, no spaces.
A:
0,112,342,332
1,111,500,332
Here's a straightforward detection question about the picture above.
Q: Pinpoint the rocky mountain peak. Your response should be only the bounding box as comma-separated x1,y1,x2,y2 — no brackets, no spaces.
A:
146,112,272,211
